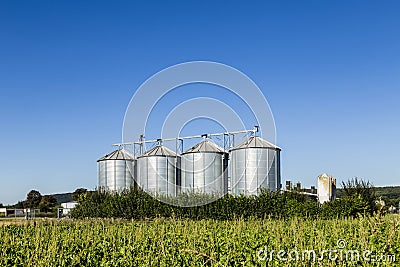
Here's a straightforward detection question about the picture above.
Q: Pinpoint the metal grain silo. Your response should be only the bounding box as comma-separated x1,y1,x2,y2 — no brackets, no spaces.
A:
137,145,180,196
229,136,281,195
97,149,136,191
181,140,228,194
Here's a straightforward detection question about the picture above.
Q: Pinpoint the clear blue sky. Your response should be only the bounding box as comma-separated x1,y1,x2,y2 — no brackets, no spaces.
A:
0,1,399,205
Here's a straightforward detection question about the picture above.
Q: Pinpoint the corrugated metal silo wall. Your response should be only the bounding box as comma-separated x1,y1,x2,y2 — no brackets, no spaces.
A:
137,156,179,196
98,160,136,191
181,152,228,194
230,148,280,196
98,160,107,189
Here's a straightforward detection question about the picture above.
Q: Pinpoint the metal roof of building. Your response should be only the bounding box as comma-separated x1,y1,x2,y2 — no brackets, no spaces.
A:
182,140,226,155
138,145,178,158
97,149,135,162
229,136,281,151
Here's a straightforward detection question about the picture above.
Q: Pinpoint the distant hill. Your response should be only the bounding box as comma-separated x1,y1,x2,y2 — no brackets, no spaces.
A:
337,186,400,206
52,193,73,205
374,186,400,200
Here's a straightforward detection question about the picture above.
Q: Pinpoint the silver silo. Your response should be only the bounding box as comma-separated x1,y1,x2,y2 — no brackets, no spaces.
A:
97,149,136,191
229,136,281,195
181,139,228,194
137,145,180,196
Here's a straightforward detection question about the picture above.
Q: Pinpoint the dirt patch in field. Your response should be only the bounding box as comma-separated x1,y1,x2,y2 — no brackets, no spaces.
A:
0,218,59,226
0,218,29,226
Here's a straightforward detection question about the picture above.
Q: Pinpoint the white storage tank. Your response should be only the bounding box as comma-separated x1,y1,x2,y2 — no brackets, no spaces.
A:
181,139,228,194
97,149,136,191
229,136,281,195
137,145,180,196
317,173,336,203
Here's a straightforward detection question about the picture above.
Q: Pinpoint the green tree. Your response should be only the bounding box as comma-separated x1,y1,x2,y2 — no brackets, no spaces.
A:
14,201,25,209
25,190,42,208
341,177,377,215
39,195,57,212
72,188,88,202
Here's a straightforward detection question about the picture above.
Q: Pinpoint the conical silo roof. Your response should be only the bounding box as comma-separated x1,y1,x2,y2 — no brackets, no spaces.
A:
182,140,226,155
138,145,178,158
229,136,281,151
97,149,135,162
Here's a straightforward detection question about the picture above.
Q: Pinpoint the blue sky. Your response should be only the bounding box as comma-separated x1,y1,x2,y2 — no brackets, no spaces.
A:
0,1,399,204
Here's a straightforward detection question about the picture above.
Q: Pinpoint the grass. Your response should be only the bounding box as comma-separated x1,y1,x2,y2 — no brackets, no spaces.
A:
0,215,399,266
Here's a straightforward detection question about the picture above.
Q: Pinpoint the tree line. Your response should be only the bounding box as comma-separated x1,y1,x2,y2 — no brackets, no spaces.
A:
71,178,380,220
7,188,88,213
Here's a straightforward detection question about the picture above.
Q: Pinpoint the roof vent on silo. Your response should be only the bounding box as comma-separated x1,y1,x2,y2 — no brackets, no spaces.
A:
138,145,178,157
97,149,135,162
229,136,281,151
182,140,226,154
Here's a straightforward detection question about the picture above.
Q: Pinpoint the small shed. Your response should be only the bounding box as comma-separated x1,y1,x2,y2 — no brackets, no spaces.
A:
61,202,78,215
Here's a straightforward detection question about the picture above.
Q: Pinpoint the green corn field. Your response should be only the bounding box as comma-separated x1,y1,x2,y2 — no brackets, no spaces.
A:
0,215,399,266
